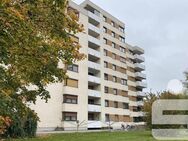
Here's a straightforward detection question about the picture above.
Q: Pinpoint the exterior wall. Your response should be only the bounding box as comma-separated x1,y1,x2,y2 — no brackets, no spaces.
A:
31,0,146,131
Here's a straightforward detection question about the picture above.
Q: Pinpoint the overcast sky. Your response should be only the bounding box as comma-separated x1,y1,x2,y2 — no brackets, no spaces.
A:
74,0,188,92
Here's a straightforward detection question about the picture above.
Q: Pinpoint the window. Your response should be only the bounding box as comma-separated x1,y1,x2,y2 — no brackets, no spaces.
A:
121,79,127,85
120,46,125,53
104,61,108,68
112,42,116,48
115,115,119,122
119,36,125,43
65,78,78,88
67,64,78,72
113,76,117,82
112,53,116,59
111,31,115,37
104,49,107,56
103,38,107,44
114,102,118,108
63,112,77,121
120,57,126,64
111,21,115,27
63,95,78,104
119,26,125,33
104,86,109,93
94,10,100,16
105,114,110,122
112,64,116,71
104,73,108,80
113,89,117,95
105,100,109,107
103,27,107,33
123,103,129,109
103,16,107,22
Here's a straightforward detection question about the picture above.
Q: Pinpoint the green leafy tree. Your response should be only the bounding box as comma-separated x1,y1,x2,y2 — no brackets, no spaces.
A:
0,0,84,137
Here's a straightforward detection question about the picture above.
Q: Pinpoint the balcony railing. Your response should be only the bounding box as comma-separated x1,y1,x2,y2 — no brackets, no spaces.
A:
135,72,146,79
88,120,102,128
88,35,101,47
134,55,145,63
136,81,147,88
88,75,101,84
134,63,145,71
132,46,144,55
88,61,101,71
88,104,101,112
137,92,145,97
88,23,100,35
88,48,100,58
88,89,101,98
88,11,101,23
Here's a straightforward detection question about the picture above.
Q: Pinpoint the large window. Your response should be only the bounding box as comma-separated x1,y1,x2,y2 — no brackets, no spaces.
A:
113,76,117,82
119,26,125,33
112,42,116,48
104,86,109,93
111,21,115,27
123,103,129,109
121,79,127,85
63,94,78,104
103,16,107,22
103,38,107,44
114,102,118,108
119,36,125,43
104,49,107,56
112,53,116,59
105,100,109,107
112,64,116,71
111,31,115,37
120,46,125,53
67,64,78,72
105,114,110,122
103,27,107,33
65,78,78,88
120,57,126,64
113,89,117,95
104,61,108,68
63,112,77,121
104,73,108,80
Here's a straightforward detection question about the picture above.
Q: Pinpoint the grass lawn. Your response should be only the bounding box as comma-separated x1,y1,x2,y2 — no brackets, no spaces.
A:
8,131,183,141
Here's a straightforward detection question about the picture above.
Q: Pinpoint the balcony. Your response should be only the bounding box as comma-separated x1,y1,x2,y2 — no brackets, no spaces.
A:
137,92,145,97
135,72,146,79
88,121,102,128
137,101,144,106
88,35,101,47
88,89,101,98
88,23,100,35
134,63,145,71
134,55,145,63
88,11,101,23
136,81,147,88
88,61,101,71
88,48,100,58
88,104,101,112
130,112,144,117
88,75,101,84
132,46,144,55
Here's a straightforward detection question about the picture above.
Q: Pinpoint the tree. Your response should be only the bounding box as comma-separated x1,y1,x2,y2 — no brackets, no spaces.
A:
0,0,84,137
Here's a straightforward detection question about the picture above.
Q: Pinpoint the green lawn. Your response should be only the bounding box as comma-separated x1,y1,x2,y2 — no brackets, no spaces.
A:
8,131,181,141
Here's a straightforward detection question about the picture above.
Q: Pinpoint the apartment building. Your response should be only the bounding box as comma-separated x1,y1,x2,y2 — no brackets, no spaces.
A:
30,0,147,131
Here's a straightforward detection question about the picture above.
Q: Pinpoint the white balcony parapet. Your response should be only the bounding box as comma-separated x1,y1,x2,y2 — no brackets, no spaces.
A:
88,61,101,71
88,104,101,112
88,90,101,98
88,23,100,35
134,63,145,71
136,81,147,88
137,101,144,106
132,46,144,55
88,121,102,128
88,75,101,84
137,92,145,97
130,112,144,117
88,48,100,58
88,35,101,47
135,72,146,79
134,55,145,63
88,11,101,23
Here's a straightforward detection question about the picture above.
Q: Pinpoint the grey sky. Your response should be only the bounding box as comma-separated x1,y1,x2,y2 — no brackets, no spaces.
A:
74,0,188,92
